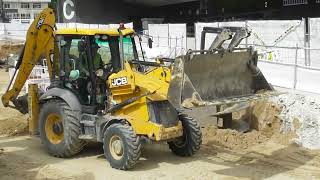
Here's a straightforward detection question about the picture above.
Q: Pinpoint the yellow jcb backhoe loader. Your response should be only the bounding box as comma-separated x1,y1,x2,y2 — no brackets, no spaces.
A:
1,8,201,170
1,8,279,170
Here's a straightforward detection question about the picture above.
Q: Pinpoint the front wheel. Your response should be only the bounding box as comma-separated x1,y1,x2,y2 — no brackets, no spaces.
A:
168,114,202,156
39,100,86,157
103,123,142,170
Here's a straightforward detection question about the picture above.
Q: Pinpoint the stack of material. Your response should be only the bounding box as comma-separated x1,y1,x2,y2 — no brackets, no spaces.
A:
273,93,320,149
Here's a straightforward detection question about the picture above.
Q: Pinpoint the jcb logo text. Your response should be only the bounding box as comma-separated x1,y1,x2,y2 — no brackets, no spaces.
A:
111,77,128,86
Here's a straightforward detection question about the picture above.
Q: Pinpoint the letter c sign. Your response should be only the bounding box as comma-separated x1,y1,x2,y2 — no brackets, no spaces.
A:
63,0,75,20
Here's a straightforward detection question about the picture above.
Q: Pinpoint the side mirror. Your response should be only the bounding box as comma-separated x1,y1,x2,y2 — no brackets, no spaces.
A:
148,37,153,49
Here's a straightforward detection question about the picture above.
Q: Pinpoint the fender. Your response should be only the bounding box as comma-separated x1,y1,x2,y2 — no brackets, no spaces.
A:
40,88,81,112
97,116,127,142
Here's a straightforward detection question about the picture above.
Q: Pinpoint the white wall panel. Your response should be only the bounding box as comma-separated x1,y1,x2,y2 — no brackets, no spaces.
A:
296,67,320,94
258,61,295,89
194,22,219,50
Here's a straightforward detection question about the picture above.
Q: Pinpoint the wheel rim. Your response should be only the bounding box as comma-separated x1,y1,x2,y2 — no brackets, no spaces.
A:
45,113,64,145
109,135,124,160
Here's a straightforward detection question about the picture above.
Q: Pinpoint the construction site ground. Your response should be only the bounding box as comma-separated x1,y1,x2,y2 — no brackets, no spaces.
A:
0,64,320,178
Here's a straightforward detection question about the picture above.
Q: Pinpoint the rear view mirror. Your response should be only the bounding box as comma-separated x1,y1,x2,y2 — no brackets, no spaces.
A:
148,38,153,49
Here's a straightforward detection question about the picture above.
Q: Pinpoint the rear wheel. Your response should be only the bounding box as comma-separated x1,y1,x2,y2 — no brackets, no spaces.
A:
168,114,202,156
103,123,142,170
39,100,86,157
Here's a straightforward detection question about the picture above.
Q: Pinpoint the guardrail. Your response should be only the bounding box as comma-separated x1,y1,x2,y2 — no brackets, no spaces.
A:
249,44,320,93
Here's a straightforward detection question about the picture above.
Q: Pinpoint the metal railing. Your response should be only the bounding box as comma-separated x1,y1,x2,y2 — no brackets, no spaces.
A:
137,35,186,60
246,43,320,68
246,43,320,92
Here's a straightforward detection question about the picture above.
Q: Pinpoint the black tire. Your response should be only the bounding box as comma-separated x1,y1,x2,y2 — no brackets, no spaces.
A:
103,123,142,170
39,100,86,158
168,114,202,157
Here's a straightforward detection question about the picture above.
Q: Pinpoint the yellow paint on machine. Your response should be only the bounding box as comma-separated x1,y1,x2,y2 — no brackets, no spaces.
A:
109,62,182,141
28,84,40,135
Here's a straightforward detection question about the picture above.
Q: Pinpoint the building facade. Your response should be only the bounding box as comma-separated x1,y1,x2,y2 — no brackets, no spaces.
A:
2,0,50,23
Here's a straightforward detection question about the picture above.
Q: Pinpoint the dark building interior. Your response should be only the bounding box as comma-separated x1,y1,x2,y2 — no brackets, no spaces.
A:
52,0,320,31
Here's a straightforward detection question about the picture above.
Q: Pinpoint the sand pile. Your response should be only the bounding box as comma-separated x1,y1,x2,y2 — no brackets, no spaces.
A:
202,92,320,151
0,117,28,136
202,125,269,150
0,108,28,136
202,100,295,151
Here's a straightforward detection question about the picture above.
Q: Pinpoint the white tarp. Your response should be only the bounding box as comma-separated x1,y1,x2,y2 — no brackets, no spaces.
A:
148,24,169,47
247,20,305,65
296,67,320,94
187,37,195,50
147,23,187,59
194,22,218,50
258,61,295,89
0,23,29,40
247,20,305,47
309,18,320,68
194,22,245,50
168,24,187,49
195,20,305,64
258,61,320,94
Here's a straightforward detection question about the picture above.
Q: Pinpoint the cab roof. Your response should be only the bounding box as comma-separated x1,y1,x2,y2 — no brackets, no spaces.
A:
55,28,135,36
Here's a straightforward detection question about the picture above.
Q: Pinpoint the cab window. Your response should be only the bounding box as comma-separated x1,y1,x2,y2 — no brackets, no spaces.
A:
95,39,112,65
123,36,135,61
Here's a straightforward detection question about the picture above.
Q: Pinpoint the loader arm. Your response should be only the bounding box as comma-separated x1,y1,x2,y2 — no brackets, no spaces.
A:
1,8,56,111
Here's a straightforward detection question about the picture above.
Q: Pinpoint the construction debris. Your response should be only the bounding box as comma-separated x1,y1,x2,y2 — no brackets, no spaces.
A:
0,43,23,60
0,42,23,69
273,93,320,149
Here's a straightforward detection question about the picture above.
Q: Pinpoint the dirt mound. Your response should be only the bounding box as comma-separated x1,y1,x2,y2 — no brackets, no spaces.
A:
237,100,282,136
202,100,297,151
202,125,269,150
0,118,28,136
0,108,28,136
0,43,23,61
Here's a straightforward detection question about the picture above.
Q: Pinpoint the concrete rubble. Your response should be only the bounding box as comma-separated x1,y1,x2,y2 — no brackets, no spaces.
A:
272,93,320,149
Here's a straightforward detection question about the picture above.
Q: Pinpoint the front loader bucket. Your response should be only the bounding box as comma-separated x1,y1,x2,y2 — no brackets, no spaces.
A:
168,48,280,117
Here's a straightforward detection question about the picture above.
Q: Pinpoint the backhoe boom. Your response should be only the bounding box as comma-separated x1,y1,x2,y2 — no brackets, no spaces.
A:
1,8,56,113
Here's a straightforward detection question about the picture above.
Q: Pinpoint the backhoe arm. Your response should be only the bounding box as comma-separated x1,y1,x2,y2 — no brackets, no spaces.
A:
1,8,56,112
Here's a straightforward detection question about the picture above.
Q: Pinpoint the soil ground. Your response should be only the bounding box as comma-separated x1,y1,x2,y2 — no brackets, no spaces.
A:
0,42,23,60
0,68,320,179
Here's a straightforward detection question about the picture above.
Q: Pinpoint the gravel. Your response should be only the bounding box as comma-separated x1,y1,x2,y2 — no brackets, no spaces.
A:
272,93,320,149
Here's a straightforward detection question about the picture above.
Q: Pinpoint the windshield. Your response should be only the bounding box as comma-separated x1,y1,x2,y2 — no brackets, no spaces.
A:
95,39,112,65
96,35,136,62
123,36,136,61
